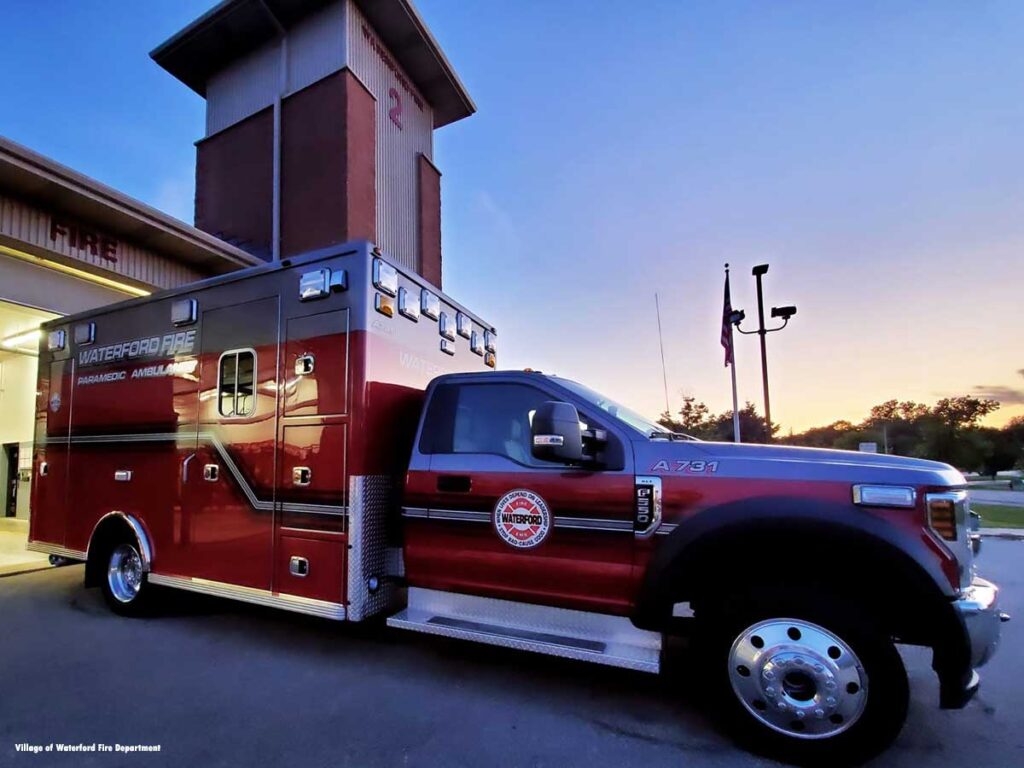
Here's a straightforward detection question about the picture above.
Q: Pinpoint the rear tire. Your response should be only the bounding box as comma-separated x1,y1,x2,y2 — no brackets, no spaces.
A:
100,540,154,617
696,590,908,766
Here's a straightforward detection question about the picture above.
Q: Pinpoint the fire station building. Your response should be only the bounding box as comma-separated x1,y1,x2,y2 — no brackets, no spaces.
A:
0,137,258,529
0,0,472,554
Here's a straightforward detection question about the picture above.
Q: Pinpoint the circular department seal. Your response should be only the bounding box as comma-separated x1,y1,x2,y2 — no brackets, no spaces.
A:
49,393,61,413
493,489,551,549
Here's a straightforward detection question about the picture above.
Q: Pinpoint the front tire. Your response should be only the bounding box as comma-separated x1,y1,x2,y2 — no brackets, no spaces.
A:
101,540,153,616
699,592,908,765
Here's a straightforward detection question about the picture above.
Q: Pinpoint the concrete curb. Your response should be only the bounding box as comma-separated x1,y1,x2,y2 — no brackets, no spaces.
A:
0,561,53,578
981,528,1024,540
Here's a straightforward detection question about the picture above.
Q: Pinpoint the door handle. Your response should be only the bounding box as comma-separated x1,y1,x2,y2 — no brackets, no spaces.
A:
437,475,471,493
203,464,220,482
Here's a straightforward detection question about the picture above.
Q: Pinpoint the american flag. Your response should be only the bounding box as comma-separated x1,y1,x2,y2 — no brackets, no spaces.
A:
721,269,734,367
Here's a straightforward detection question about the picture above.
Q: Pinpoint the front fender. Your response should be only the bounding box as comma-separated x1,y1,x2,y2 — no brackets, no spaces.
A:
634,495,977,708
636,495,957,625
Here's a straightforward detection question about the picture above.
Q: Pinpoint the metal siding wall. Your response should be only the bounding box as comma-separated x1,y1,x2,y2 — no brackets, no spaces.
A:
346,0,434,272
206,2,349,138
287,2,347,94
206,42,282,137
0,194,205,290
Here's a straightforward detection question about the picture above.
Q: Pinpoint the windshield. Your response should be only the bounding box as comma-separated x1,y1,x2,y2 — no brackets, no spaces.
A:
552,377,672,437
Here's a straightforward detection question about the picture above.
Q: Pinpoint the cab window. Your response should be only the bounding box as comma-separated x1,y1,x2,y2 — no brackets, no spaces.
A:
420,383,561,466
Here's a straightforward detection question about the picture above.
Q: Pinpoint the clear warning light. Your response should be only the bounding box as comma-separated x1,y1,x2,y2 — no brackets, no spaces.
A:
439,312,456,341
372,259,398,297
47,330,66,352
421,290,440,321
398,287,420,321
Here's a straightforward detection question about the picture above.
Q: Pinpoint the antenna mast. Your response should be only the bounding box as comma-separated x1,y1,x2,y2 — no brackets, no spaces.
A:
655,293,670,416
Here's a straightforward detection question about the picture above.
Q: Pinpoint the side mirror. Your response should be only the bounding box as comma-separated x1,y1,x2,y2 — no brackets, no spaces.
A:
531,401,583,463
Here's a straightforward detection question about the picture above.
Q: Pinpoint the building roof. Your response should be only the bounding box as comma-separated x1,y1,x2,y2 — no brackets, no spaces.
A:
0,136,260,275
150,0,476,129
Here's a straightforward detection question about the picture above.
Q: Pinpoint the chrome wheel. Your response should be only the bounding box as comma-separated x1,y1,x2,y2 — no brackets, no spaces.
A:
107,543,143,604
728,618,868,740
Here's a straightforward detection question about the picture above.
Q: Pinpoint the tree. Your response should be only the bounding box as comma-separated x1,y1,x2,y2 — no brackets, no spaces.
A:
659,392,1017,468
978,427,1019,477
867,400,929,424
779,420,854,448
658,397,774,442
704,401,777,443
931,397,1000,429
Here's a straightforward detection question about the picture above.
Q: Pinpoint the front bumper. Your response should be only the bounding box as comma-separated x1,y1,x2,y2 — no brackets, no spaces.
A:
938,576,1008,708
953,576,1005,669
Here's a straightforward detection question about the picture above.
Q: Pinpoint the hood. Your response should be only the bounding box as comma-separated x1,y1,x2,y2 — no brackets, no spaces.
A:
642,439,964,487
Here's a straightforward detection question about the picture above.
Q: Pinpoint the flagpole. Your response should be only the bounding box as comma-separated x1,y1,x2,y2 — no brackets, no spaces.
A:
725,264,741,443
730,327,741,442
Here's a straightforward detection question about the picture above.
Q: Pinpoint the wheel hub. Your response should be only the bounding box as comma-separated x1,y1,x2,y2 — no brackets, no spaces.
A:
107,543,143,604
729,618,867,739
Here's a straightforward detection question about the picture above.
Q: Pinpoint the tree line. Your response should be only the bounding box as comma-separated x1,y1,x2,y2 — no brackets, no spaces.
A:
658,396,1024,474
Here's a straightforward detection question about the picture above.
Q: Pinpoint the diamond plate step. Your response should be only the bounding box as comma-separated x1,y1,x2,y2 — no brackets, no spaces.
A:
387,587,661,673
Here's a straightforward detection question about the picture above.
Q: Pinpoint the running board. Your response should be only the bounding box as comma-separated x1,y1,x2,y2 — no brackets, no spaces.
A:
387,588,661,673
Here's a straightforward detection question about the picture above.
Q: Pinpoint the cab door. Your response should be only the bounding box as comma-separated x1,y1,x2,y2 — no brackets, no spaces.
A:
180,298,279,589
406,380,636,614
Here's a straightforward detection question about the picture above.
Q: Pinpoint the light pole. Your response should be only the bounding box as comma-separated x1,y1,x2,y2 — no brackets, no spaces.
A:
734,264,796,442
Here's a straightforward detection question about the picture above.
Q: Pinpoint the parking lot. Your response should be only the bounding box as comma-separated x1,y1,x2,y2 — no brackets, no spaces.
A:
0,540,1020,768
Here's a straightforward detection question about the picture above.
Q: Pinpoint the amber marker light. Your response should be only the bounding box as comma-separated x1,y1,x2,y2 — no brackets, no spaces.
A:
927,497,958,541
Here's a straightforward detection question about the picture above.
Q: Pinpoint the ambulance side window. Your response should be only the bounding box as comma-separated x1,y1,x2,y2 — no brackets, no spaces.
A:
217,349,257,418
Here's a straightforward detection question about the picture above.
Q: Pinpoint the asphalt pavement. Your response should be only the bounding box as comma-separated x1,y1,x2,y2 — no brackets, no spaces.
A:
0,541,1021,768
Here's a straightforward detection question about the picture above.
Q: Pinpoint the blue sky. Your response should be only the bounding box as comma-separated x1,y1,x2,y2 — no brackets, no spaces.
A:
3,0,1023,430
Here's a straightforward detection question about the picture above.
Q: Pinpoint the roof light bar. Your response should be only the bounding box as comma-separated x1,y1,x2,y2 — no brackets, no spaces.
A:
372,259,398,297
172,298,197,325
375,293,395,317
398,287,420,321
438,312,455,341
299,269,330,301
47,329,66,352
421,290,440,321
73,322,96,345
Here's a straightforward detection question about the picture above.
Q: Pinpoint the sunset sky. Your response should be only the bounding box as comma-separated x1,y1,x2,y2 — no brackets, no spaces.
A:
2,0,1022,432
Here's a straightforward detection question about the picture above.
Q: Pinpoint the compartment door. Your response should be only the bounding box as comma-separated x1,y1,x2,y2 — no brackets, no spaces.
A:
180,297,279,589
30,359,72,547
274,309,349,605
